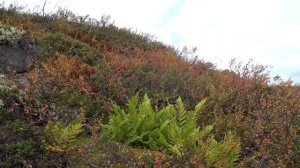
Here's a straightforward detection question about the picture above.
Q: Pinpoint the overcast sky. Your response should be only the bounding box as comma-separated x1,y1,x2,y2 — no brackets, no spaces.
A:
4,0,300,83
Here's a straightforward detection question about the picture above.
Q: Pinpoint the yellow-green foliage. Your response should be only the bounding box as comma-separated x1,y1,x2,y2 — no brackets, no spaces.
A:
204,132,241,168
45,120,83,145
157,97,210,156
102,93,212,156
102,93,241,167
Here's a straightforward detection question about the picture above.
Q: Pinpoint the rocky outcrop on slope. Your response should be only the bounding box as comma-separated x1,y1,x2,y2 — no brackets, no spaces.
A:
0,34,39,73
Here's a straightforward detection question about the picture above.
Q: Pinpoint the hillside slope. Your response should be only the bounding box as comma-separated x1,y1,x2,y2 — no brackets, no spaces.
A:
0,4,299,167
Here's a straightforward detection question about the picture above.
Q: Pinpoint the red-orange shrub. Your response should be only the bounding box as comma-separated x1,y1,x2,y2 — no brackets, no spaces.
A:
203,60,300,167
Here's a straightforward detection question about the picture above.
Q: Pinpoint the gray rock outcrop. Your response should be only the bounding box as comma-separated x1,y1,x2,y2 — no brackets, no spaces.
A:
0,34,39,73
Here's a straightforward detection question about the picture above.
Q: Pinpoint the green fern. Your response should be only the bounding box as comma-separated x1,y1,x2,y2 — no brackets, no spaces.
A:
199,125,214,139
45,120,83,145
102,92,241,165
102,93,212,156
175,97,186,128
205,131,241,168
194,98,206,114
168,98,210,155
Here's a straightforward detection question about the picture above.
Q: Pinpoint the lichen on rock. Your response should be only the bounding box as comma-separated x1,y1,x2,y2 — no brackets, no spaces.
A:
0,25,39,73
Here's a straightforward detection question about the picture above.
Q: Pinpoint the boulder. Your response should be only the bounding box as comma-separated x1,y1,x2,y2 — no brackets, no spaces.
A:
0,34,39,73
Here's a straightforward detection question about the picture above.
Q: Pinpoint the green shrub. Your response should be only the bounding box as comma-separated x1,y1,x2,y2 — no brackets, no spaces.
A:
0,24,25,44
7,120,30,134
0,139,35,167
102,93,212,156
39,32,94,59
0,87,23,123
0,87,37,167
56,86,94,107
0,86,21,98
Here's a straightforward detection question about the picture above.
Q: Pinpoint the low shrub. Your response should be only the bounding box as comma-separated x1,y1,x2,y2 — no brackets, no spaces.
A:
39,32,95,60
0,87,39,167
110,50,213,108
203,60,300,167
0,139,35,167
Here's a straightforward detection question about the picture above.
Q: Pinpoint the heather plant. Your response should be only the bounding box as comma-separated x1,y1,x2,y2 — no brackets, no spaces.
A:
110,49,213,108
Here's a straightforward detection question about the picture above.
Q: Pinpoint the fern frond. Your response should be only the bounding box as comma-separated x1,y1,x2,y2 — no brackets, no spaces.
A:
194,99,206,115
45,121,83,145
127,92,139,115
205,131,241,168
199,124,214,139
102,93,236,160
63,121,83,143
139,93,153,115
175,97,186,128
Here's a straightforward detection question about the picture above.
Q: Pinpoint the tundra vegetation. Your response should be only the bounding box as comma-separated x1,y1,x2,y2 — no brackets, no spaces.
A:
0,3,299,167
